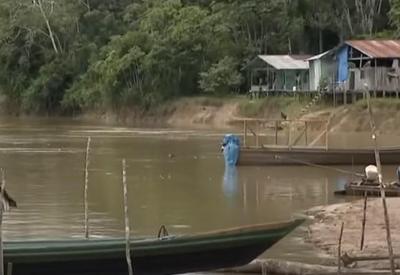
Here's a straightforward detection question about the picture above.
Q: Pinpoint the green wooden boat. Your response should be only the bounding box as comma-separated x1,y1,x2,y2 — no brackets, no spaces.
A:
3,219,303,275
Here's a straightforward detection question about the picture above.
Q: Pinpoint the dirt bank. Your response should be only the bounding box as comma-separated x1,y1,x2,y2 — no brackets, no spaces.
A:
81,97,400,133
308,198,400,269
166,97,400,133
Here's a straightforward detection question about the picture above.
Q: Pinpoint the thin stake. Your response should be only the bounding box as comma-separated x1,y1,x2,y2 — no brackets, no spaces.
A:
366,92,396,275
0,169,6,275
360,191,368,251
338,222,344,274
122,159,133,275
84,137,91,239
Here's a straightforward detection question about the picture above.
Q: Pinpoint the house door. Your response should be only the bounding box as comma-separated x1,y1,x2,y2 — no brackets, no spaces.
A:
349,70,355,91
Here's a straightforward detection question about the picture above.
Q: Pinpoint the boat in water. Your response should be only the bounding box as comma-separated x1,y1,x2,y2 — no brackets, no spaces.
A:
238,146,400,166
334,181,400,197
220,133,400,166
335,166,400,197
3,219,303,275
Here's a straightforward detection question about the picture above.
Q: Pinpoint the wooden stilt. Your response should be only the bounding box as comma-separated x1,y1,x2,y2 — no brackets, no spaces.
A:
6,263,11,275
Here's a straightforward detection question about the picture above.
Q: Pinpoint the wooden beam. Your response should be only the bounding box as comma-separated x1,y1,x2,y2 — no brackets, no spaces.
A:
243,120,247,147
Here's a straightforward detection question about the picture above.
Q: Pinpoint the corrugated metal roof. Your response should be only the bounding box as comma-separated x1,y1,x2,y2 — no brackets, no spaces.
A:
258,55,310,70
345,40,400,58
307,50,333,61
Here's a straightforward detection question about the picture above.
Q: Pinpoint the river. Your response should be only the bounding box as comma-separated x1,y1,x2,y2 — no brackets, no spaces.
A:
0,117,398,273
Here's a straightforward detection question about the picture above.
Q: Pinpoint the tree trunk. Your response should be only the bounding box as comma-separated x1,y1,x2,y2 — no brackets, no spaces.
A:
37,0,59,54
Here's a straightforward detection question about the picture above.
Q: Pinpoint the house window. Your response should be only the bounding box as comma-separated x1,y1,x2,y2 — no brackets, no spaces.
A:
360,69,365,79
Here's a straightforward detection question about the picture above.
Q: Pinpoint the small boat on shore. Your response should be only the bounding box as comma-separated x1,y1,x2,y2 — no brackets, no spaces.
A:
3,219,303,275
335,166,400,197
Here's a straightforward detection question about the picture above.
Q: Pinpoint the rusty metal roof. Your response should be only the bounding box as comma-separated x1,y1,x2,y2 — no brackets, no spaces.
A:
345,40,400,58
257,55,310,70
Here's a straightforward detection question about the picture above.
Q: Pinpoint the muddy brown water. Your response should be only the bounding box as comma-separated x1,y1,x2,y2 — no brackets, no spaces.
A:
0,117,399,274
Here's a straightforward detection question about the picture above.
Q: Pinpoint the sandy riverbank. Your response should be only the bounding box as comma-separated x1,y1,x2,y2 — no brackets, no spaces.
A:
78,97,400,135
307,198,400,269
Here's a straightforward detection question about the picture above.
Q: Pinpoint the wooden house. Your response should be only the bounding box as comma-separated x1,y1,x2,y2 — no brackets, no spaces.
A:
309,40,400,93
244,55,311,94
308,50,337,91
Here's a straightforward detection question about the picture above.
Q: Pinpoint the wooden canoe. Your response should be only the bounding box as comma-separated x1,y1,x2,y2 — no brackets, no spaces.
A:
238,146,400,166
334,181,400,197
3,219,303,275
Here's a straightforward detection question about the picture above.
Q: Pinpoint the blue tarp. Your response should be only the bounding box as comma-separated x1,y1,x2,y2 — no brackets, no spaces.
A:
222,134,240,166
338,45,348,82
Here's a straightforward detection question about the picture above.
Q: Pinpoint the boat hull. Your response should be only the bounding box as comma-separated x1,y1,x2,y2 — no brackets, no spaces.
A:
238,147,400,166
3,219,303,275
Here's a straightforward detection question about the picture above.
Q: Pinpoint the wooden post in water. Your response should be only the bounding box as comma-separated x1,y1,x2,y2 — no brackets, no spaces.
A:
0,169,6,275
84,137,91,239
366,92,396,275
122,159,133,275
275,121,278,145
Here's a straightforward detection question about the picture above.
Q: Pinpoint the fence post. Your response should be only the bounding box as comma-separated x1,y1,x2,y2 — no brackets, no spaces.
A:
243,120,247,147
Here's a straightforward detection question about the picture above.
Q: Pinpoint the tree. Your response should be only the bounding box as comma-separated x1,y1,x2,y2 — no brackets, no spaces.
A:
199,56,242,95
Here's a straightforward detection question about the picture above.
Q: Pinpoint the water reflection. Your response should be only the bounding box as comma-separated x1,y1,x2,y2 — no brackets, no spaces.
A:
222,166,238,199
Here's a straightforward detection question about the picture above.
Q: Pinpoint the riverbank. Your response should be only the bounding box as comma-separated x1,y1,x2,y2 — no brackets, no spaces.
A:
78,96,310,129
76,96,400,134
307,198,400,270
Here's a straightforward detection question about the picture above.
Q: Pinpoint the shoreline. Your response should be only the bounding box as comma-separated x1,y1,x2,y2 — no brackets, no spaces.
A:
306,198,400,270
4,96,400,135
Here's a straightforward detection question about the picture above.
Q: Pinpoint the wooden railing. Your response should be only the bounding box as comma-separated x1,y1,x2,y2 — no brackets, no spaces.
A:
240,118,331,149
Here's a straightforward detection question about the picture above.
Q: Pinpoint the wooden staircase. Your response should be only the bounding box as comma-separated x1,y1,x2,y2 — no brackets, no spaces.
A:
300,91,323,115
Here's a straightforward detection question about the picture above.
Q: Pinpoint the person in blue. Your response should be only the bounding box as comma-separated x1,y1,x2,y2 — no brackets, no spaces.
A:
221,134,240,166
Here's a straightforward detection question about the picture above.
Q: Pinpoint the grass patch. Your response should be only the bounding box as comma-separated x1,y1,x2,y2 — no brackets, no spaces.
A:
355,98,400,111
197,97,224,107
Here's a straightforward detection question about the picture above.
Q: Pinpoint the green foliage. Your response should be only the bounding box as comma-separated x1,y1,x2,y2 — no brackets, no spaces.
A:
199,57,242,95
0,0,395,114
